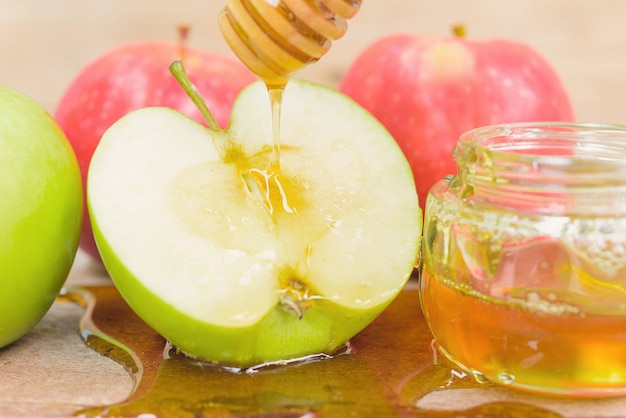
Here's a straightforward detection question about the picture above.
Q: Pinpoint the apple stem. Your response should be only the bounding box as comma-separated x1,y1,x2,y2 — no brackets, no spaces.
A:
177,24,190,62
169,60,221,132
452,24,466,38
169,60,247,163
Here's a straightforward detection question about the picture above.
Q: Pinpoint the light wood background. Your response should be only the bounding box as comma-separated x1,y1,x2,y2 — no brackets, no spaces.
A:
2,1,626,416
1,0,626,124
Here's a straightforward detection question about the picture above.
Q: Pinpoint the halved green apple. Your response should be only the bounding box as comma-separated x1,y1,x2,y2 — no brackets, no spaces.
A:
88,77,421,367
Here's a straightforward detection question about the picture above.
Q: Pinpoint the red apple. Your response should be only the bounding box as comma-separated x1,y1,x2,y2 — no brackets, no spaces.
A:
339,28,575,209
55,39,257,262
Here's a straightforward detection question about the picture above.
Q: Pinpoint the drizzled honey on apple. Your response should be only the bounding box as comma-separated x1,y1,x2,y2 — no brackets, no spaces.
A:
246,149,336,319
214,0,363,318
243,148,300,216
169,60,329,319
169,152,325,319
221,0,359,169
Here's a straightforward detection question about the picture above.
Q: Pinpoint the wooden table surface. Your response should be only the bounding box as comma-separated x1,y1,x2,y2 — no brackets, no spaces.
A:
2,1,626,416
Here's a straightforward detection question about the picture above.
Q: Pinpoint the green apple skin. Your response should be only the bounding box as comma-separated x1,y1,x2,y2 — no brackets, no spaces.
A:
89,79,421,367
91,228,391,363
0,85,82,348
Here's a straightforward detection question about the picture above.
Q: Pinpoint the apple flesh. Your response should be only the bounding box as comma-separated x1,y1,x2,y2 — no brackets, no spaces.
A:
88,78,421,366
339,31,575,209
55,40,257,261
0,85,82,348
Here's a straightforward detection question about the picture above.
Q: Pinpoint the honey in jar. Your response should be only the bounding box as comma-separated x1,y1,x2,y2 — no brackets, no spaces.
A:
421,122,626,397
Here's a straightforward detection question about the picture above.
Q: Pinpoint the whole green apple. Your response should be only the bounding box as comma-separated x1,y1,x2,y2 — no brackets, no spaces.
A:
0,85,82,348
88,76,421,367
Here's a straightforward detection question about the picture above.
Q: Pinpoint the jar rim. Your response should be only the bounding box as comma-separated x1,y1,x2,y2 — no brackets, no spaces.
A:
454,122,626,215
458,121,626,154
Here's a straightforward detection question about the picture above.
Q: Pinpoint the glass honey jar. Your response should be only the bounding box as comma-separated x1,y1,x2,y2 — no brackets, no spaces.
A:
421,122,626,397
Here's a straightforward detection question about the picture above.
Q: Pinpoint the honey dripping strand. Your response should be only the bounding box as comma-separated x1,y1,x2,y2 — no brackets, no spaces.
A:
219,0,361,170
